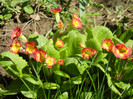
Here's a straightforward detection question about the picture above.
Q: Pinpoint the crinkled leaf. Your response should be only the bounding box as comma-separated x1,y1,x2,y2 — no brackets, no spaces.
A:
86,38,100,50
46,42,60,60
93,26,113,45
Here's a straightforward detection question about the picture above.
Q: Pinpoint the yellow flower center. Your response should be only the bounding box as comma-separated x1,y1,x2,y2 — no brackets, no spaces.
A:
27,44,35,53
12,43,20,52
46,58,54,66
37,52,44,61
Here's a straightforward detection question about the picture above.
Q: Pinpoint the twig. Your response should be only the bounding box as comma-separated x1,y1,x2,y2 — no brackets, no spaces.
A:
22,19,33,30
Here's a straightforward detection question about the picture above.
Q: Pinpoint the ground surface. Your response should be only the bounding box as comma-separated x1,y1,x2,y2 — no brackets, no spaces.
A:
0,0,133,98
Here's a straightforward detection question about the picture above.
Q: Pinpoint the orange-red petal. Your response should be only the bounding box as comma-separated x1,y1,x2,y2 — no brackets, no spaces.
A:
73,13,79,19
55,39,64,47
102,39,114,52
11,27,22,40
50,6,62,13
34,49,47,62
72,18,82,28
58,59,64,65
81,48,97,59
45,56,56,68
58,22,64,29
113,44,132,59
10,41,21,54
25,42,37,55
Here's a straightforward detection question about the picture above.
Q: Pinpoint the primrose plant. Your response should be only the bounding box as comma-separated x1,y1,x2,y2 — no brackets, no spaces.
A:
0,5,133,99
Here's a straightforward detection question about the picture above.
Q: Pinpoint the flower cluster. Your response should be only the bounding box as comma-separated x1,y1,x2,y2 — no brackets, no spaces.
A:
102,38,132,60
72,13,82,28
10,27,65,68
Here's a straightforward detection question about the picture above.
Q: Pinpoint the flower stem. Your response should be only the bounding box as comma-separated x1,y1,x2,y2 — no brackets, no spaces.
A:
119,59,128,80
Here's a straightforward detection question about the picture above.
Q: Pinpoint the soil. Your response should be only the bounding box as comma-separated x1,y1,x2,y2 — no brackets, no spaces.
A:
0,0,133,98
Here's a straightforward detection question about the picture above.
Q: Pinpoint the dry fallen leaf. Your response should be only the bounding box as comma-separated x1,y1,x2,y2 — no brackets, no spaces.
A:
30,14,40,20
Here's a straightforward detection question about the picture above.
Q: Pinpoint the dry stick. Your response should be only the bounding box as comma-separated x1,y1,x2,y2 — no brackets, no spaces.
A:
22,19,33,30
119,59,128,80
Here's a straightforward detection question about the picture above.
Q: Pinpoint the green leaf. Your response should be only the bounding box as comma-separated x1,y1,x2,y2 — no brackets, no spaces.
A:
123,61,133,80
107,75,121,96
4,14,12,20
64,57,80,76
53,70,70,78
71,76,82,84
0,88,17,95
0,15,4,20
28,34,39,40
125,39,133,48
21,83,38,98
11,0,20,6
86,38,100,50
66,30,86,56
28,34,48,48
24,5,34,14
22,74,40,85
1,51,28,73
96,64,121,95
19,34,27,42
60,80,75,92
0,21,4,25
60,76,82,92
114,80,130,90
80,92,93,99
115,25,122,37
92,26,113,45
120,28,133,43
112,36,124,45
0,56,13,67
57,92,68,99
84,27,94,39
36,35,48,48
6,79,22,95
46,42,60,60
43,82,60,89
94,51,107,64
